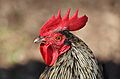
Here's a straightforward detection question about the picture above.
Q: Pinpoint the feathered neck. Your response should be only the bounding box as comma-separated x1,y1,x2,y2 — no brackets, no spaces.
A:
40,36,103,79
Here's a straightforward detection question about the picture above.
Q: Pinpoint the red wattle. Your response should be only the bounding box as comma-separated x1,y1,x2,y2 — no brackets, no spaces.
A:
40,43,58,66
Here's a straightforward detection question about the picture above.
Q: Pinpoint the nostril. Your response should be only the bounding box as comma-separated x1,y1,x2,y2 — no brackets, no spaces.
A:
42,41,46,44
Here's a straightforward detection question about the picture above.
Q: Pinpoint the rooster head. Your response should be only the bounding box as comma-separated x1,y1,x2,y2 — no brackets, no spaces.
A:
34,9,88,66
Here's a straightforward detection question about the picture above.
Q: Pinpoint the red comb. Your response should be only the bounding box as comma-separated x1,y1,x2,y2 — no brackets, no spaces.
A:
40,9,88,36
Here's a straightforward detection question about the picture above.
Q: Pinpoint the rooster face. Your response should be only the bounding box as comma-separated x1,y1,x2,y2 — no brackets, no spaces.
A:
34,31,71,66
34,9,88,66
43,32,66,47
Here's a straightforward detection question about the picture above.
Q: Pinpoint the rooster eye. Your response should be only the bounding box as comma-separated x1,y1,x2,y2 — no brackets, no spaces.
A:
55,36,62,41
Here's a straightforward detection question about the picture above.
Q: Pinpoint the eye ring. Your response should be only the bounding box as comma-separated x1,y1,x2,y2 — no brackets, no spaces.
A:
55,36,62,41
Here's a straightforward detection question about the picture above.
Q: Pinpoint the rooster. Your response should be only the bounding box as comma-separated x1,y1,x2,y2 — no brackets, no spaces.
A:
34,9,103,79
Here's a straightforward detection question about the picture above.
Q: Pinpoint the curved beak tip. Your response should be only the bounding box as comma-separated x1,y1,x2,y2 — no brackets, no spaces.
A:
34,36,45,44
34,37,41,44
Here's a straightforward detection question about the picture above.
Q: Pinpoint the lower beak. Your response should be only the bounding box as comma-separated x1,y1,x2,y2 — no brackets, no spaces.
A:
34,36,44,44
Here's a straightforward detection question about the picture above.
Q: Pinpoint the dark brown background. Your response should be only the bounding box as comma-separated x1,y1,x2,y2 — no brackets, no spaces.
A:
0,0,120,79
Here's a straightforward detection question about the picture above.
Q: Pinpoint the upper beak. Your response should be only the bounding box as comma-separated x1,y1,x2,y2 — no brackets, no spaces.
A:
34,36,44,44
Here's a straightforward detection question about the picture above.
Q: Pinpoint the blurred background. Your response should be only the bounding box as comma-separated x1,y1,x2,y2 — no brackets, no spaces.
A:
0,0,120,79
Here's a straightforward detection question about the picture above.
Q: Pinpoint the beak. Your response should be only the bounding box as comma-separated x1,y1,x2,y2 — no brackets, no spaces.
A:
34,36,44,44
